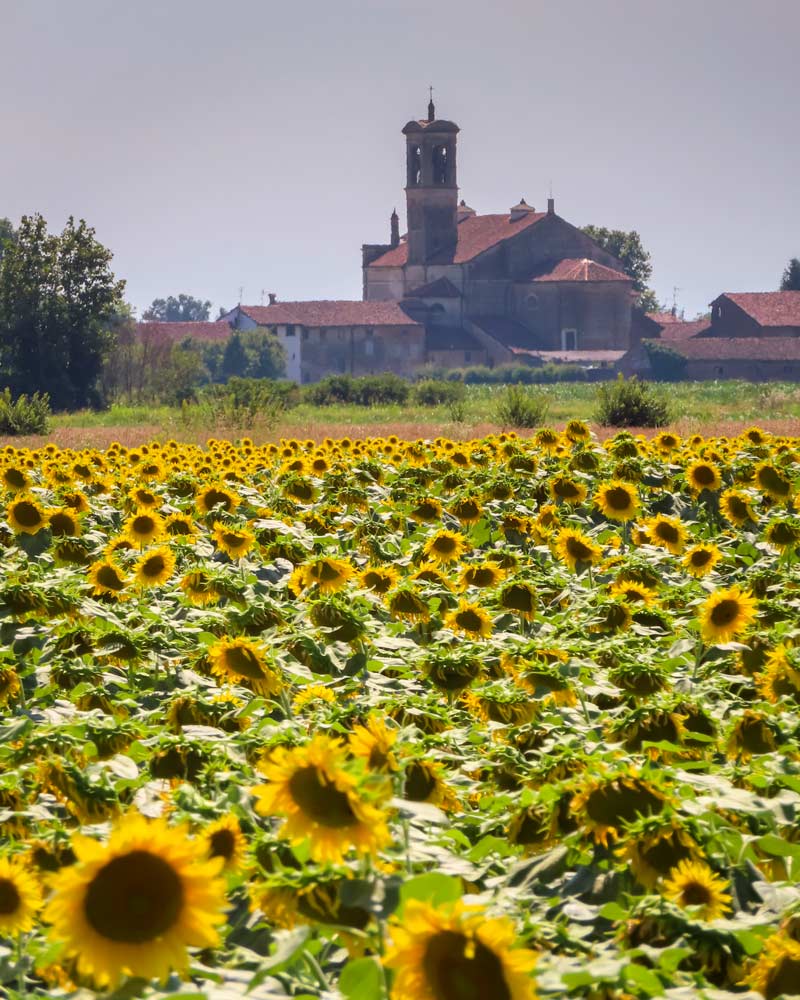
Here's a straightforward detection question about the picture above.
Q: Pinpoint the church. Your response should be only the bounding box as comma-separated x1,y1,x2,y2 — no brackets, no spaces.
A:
221,99,643,382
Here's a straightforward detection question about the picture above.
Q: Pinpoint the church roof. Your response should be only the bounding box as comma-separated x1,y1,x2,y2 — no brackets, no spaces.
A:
657,320,711,341
531,258,632,283
137,321,232,343
402,118,459,134
368,211,548,268
238,301,421,328
714,292,800,328
406,277,462,298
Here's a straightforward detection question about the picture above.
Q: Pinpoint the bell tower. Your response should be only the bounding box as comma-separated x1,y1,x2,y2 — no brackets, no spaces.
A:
402,95,459,265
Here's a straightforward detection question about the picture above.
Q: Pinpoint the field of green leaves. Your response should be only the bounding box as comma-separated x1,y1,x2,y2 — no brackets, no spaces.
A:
1,424,800,999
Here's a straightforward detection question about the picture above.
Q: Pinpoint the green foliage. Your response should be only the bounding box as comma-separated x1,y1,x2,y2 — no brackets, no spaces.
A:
494,384,550,428
411,379,466,405
594,374,671,427
0,387,51,435
180,377,298,430
304,373,410,407
0,214,125,409
780,257,800,292
203,329,285,382
643,340,688,381
0,217,14,261
142,293,211,322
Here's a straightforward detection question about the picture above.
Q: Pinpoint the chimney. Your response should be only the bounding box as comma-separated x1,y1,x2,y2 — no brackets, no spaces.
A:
509,198,535,223
268,293,277,305
390,208,400,248
547,197,555,215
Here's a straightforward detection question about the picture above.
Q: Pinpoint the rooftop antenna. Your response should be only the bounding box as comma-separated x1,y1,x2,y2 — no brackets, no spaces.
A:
672,286,680,317
238,286,244,306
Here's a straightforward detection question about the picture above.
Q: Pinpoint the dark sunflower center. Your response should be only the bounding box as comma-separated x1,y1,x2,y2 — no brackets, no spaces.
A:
655,522,679,543
465,568,496,588
455,609,485,632
642,834,692,876
50,513,77,537
142,555,166,577
406,761,437,801
728,498,749,520
131,515,155,536
693,466,716,486
0,878,21,915
223,645,267,680
209,828,236,860
203,489,233,510
169,519,192,535
691,550,712,566
13,502,43,527
84,850,183,943
97,565,125,591
222,533,246,549
422,930,511,1000
606,487,633,510
710,599,740,627
317,562,343,582
566,538,593,561
501,584,535,612
433,536,458,554
766,955,800,1000
681,880,712,906
5,469,26,488
288,766,357,827
585,780,664,827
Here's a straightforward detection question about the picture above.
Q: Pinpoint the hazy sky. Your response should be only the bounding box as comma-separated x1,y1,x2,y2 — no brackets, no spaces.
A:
2,0,798,320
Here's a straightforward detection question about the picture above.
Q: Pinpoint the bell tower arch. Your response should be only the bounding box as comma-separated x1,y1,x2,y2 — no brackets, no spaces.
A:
402,97,459,265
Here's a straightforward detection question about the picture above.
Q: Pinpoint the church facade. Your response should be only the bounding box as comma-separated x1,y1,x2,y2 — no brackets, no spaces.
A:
222,100,643,381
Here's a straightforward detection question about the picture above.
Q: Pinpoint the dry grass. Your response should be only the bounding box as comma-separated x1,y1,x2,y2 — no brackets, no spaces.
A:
3,415,800,451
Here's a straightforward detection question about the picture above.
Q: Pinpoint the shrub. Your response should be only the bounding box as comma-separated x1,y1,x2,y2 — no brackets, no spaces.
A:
180,378,297,430
643,340,688,382
304,373,410,407
0,388,51,435
494,385,550,428
412,379,466,406
593,375,671,427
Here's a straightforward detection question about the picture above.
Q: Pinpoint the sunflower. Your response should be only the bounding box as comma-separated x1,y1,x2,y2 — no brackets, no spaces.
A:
571,770,668,846
661,859,732,921
48,509,81,538
6,495,47,534
300,557,355,594
0,855,43,933
748,933,800,999
201,815,246,871
423,649,483,693
123,510,164,547
699,586,757,643
128,485,161,509
386,585,430,623
134,546,176,587
422,529,469,565
0,666,21,705
252,734,391,864
594,480,640,522
726,710,779,760
208,637,283,696
449,497,483,526
720,488,756,527
686,460,722,494
756,646,800,704
164,513,196,538
646,514,687,555
212,521,255,560
608,580,656,605
754,462,793,502
459,561,506,590
43,812,227,989
348,715,399,773
87,559,129,599
554,527,601,572
196,483,239,515
409,498,443,524
179,569,220,606
1,465,30,492
497,578,537,619
404,759,457,809
384,899,537,1000
765,518,800,554
358,565,400,594
616,817,700,889
444,599,493,638
549,475,587,505
682,543,721,578
293,684,337,712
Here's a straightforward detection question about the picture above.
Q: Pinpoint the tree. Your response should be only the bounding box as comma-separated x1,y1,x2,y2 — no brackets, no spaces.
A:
780,258,800,292
581,225,658,312
0,214,126,409
143,294,212,322
0,218,14,261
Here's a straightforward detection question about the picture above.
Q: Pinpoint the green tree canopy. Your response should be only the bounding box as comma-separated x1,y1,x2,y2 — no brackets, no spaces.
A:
0,217,15,261
143,294,212,322
0,214,126,410
780,258,800,292
581,225,658,312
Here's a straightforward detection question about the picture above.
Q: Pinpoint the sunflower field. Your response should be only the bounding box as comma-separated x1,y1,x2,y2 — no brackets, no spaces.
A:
2,424,800,999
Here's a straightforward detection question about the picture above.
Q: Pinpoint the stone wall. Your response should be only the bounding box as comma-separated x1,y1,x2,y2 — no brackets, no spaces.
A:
298,325,426,383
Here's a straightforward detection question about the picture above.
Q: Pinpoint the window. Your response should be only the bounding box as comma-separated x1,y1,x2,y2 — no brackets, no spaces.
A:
432,144,449,184
464,351,472,363
319,328,327,341
302,329,309,341
526,294,539,311
285,324,295,337
409,145,422,186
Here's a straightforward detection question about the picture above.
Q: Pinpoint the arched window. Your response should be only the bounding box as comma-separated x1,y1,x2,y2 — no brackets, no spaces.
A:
432,144,448,184
526,294,539,311
409,146,422,186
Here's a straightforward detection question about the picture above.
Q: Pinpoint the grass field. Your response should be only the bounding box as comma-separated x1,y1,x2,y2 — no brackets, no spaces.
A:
4,380,800,449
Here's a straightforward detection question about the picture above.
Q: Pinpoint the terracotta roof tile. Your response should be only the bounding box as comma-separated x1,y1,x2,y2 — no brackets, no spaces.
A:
137,321,233,343
647,311,681,325
532,258,632,284
719,292,800,328
657,320,711,341
368,212,548,267
652,337,800,361
240,301,421,328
